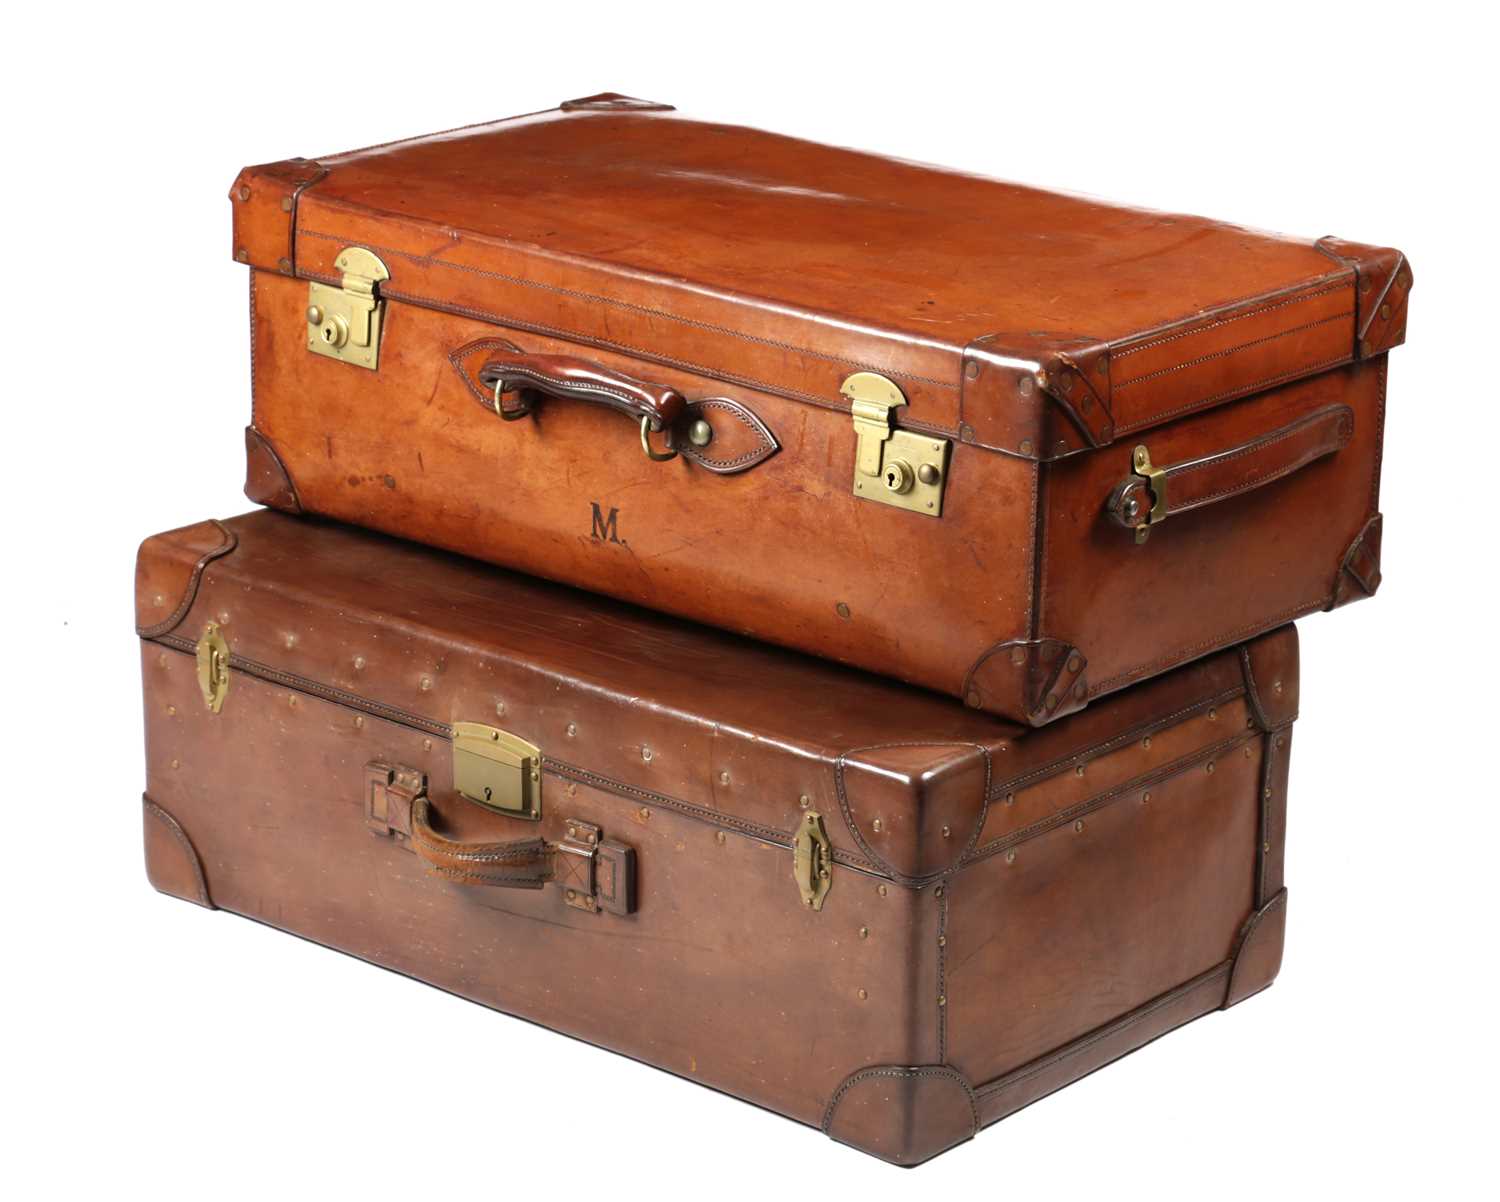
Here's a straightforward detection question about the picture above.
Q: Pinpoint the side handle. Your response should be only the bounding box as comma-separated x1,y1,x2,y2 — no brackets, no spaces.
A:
1106,404,1354,543
365,762,636,915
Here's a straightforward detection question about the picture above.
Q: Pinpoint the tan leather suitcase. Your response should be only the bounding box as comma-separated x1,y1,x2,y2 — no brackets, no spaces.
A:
138,510,1298,1166
232,93,1400,725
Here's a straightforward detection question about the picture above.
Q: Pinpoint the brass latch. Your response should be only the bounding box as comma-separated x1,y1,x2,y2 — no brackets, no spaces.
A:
1129,444,1168,544
793,810,833,911
306,247,390,370
452,722,542,820
195,622,230,713
842,372,950,517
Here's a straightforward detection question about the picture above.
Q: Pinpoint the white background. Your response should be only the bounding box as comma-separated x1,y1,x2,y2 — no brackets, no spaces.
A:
4,1,1495,1196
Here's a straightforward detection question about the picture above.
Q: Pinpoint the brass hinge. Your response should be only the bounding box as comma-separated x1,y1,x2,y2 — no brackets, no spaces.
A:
306,246,390,370
842,372,950,517
451,722,543,820
195,622,230,713
793,810,833,911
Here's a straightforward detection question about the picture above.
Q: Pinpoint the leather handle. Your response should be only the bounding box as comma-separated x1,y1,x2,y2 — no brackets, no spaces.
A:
478,351,687,432
1106,404,1354,541
409,794,555,889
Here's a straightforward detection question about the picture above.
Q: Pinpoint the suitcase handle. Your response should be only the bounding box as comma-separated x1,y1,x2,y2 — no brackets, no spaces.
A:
1105,404,1354,544
409,794,556,888
478,350,686,461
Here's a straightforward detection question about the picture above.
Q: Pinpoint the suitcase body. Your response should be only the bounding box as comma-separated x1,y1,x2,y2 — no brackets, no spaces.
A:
233,94,1400,725
138,511,1298,1165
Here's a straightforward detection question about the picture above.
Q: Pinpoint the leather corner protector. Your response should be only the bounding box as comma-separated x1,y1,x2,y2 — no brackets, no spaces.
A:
1238,625,1300,730
964,638,1088,726
559,93,675,112
961,333,1113,458
244,427,303,514
143,796,214,909
823,1064,978,1167
135,520,238,639
1223,889,1288,1009
1315,238,1412,358
230,158,327,274
449,336,530,412
1330,512,1383,609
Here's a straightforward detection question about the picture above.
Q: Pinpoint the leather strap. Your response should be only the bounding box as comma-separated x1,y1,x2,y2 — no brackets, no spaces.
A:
408,795,554,888
478,350,686,431
1107,404,1354,534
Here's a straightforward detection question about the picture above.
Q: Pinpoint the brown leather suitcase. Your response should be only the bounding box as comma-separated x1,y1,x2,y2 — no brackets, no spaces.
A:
232,93,1400,726
138,510,1298,1166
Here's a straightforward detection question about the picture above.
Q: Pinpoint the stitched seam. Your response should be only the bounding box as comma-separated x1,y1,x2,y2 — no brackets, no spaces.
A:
986,687,1243,799
1114,355,1351,435
969,731,1256,862
684,398,774,468
143,797,211,906
300,228,960,391
1088,598,1329,696
974,963,1232,1099
1111,281,1351,360
1371,358,1387,512
1228,892,1288,999
489,365,643,409
1114,311,1352,389
822,1066,978,1136
248,273,259,427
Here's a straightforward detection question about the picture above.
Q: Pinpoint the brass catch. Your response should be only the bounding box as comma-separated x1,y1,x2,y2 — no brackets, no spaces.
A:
451,722,542,820
793,810,833,911
842,372,950,517
306,247,390,370
1130,444,1168,544
195,622,230,713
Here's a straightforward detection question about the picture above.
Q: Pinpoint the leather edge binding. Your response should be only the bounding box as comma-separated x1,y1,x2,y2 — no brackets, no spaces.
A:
1222,888,1288,1009
1329,512,1383,609
1314,237,1412,358
244,426,304,514
142,796,214,909
135,520,239,639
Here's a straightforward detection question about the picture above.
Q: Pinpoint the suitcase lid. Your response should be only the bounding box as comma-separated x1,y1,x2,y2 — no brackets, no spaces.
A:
137,512,1298,889
231,95,1408,461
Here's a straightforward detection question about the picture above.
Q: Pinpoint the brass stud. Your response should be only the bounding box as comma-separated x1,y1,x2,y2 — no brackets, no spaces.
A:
354,715,364,729
1003,793,1015,806
858,989,868,1000
1263,842,1272,854
284,633,297,649
872,818,882,833
941,825,951,838
719,770,730,785
937,934,946,947
157,652,168,668
965,690,982,708
642,746,653,762
277,257,292,274
836,602,852,620
1067,655,1082,674
1019,438,1035,456
566,723,577,737
1244,746,1253,759
716,830,727,844
1018,375,1036,397
639,807,651,819
567,783,577,797
1142,791,1152,804
688,419,714,447
1273,680,1283,695
1074,820,1085,833
1005,850,1016,864
280,196,294,212
423,739,432,751
1074,764,1086,777
166,705,176,716
1361,338,1373,356
171,758,181,770
288,695,298,708
799,794,812,808
933,885,945,898
877,884,888,897
353,655,366,670
237,185,250,201
495,701,506,716
937,994,947,1007
859,927,869,939
965,361,980,380
236,248,250,263
1380,303,1391,320
1046,692,1059,709
1206,761,1215,775
1208,707,1218,722
1142,736,1152,749
565,888,576,902
419,676,432,691
1275,737,1286,749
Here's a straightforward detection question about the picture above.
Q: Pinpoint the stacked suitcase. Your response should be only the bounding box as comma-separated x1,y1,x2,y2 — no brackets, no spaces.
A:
138,94,1408,1165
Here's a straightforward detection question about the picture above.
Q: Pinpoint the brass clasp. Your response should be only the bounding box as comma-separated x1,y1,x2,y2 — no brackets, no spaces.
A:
1130,445,1168,544
195,622,231,714
793,810,833,911
306,247,390,370
842,372,950,517
451,722,542,820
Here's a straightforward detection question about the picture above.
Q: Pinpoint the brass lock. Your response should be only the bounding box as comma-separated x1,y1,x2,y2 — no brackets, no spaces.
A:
305,247,390,371
451,722,543,820
842,372,950,517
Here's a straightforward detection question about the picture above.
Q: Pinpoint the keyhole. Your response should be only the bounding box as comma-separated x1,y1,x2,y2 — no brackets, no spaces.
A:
483,786,493,801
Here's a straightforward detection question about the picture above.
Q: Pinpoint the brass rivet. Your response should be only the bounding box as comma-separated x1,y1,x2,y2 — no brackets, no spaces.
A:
917,463,940,486
688,419,714,447
1380,303,1391,320
936,934,946,947
1005,850,1016,864
152,593,165,606
1142,791,1152,803
872,818,882,833
1010,647,1027,667
170,758,181,770
354,715,364,728
859,927,870,939
1067,655,1082,673
1360,338,1373,356
284,633,297,649
1142,736,1152,749
1273,680,1283,695
566,783,577,797
965,690,982,708
495,701,506,716
965,361,980,379
1019,438,1034,455
353,655,366,670
1244,746,1253,759
236,248,250,263
1097,356,1109,375
1263,842,1272,854
280,196,293,212
288,695,298,708
941,825,951,838
1208,707,1218,722
639,806,651,819
423,739,432,751
642,746,653,762
166,705,177,716
1206,761,1215,774
1004,793,1015,806
306,305,323,325
1360,276,1372,293
1264,787,1272,800
836,602,852,620
719,770,730,785
937,995,947,1007
567,825,577,838
1074,820,1084,833
933,885,945,899
566,722,577,737
419,676,432,691
1046,692,1060,709
237,185,250,201
277,257,292,273
716,830,726,844
858,989,868,1000
565,889,576,901
799,794,811,808
1247,717,1255,728
877,884,888,897
1074,764,1085,777
157,652,168,667
1275,737,1286,749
